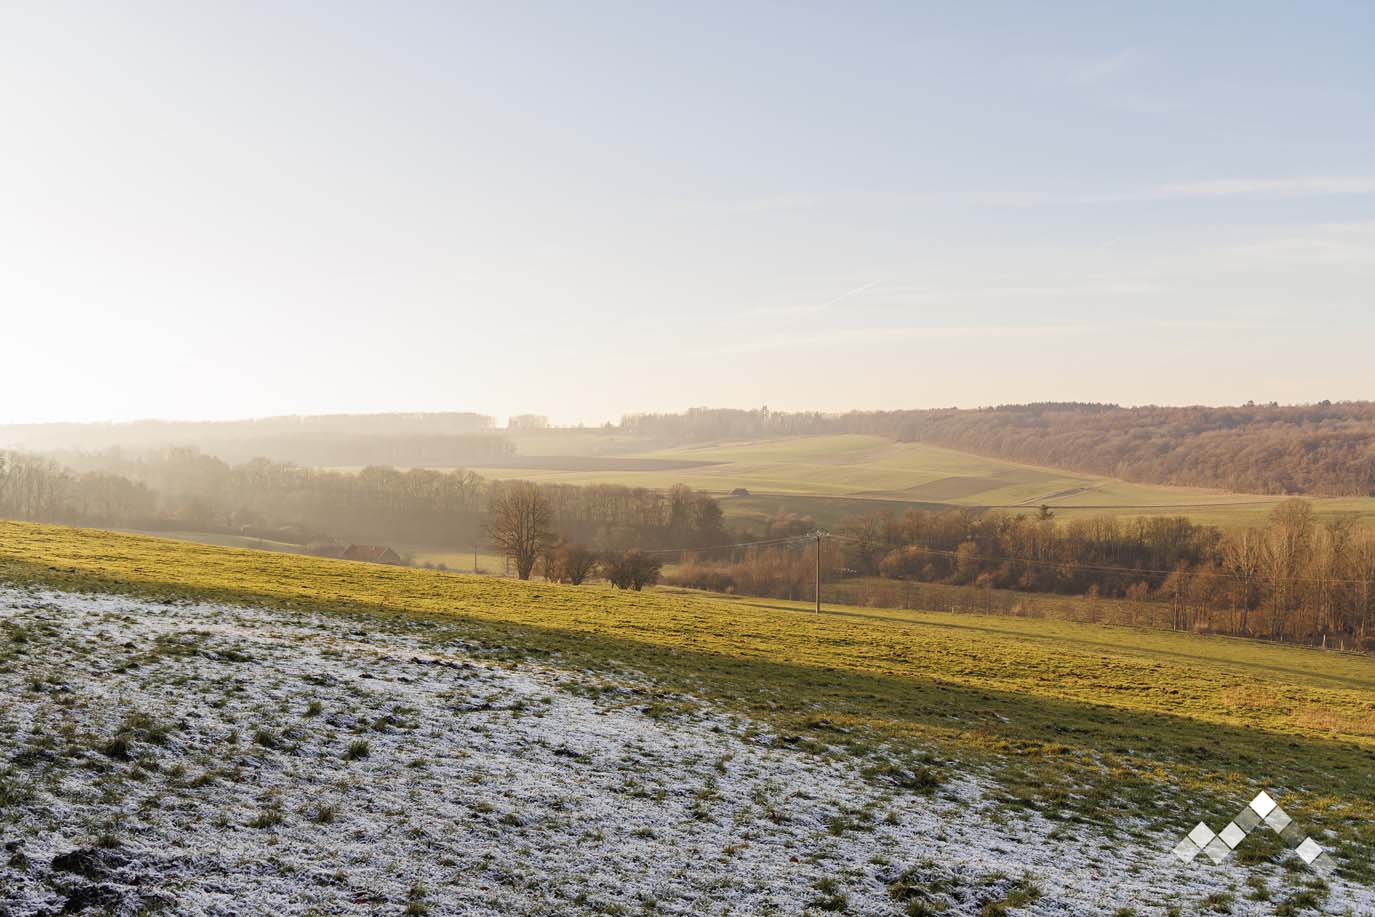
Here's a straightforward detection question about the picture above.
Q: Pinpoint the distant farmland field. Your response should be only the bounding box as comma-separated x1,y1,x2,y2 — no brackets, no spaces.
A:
467,433,1375,529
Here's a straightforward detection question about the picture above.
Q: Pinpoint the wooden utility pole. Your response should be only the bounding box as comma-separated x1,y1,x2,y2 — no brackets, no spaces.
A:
814,530,828,614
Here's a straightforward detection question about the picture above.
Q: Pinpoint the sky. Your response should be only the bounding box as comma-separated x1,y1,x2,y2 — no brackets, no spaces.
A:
1,1,1373,426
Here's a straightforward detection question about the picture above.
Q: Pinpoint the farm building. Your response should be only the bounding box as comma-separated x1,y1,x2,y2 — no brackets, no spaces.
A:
342,544,403,565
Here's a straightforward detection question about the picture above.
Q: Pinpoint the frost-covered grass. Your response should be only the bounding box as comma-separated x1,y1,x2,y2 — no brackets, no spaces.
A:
3,586,1365,915
1,521,1374,913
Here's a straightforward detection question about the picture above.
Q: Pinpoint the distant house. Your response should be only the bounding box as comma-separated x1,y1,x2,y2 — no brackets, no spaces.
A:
343,544,403,565
729,487,751,497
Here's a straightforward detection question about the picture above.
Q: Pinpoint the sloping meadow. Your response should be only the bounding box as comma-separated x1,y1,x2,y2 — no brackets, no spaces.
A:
1,520,1373,913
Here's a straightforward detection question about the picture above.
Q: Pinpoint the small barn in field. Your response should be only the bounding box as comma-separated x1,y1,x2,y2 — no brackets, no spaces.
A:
342,544,403,565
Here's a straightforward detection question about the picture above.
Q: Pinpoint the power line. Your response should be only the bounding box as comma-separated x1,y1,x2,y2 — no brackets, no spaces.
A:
628,528,1373,590
637,534,814,557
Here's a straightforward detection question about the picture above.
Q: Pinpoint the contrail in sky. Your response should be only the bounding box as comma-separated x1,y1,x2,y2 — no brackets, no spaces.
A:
816,279,881,311
741,279,882,318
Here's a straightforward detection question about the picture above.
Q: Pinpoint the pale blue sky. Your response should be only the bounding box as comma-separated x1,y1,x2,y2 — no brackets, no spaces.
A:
2,1,1372,424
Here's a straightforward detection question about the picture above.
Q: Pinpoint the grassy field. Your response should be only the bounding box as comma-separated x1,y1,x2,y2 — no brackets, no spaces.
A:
116,529,315,555
117,531,513,577
465,433,1375,530
2,519,1374,894
473,434,1251,503
405,545,511,575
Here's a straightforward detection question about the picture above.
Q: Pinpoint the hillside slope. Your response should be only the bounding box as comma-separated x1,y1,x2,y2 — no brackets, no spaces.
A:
471,434,1375,529
1,523,1373,912
622,404,1375,497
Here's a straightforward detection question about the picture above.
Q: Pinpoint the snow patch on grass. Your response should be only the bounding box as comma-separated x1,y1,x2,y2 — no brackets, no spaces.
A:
0,586,1364,915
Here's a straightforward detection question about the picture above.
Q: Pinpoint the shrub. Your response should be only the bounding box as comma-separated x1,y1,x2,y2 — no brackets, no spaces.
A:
542,543,599,585
602,549,663,591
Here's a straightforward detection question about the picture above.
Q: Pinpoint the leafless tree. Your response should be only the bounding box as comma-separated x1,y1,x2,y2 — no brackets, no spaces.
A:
0,451,69,521
542,543,599,585
1351,535,1375,642
485,481,555,580
603,549,662,591
1222,528,1264,635
1262,499,1315,639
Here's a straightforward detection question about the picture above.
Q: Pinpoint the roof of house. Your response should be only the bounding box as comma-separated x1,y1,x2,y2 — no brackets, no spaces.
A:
343,544,402,564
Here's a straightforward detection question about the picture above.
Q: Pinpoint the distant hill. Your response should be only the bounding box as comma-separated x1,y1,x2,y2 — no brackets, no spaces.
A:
10,402,1375,496
623,402,1375,496
0,412,510,468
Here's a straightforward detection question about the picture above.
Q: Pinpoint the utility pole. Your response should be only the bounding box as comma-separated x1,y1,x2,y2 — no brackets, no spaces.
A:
814,530,828,614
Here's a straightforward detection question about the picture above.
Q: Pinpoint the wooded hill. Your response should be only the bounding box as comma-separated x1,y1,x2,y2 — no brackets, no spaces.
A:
624,402,1375,496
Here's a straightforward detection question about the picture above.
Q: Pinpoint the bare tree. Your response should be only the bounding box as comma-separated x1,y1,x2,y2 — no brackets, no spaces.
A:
1262,499,1315,639
0,451,70,522
1222,528,1264,635
603,549,662,591
1308,518,1353,640
1351,534,1375,646
484,481,555,580
1160,562,1191,631
542,543,599,585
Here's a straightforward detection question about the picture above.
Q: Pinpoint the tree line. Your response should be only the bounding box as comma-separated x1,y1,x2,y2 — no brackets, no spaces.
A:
621,407,836,442
0,412,511,469
484,481,666,587
665,501,1375,649
45,432,514,471
0,449,725,568
618,402,1375,496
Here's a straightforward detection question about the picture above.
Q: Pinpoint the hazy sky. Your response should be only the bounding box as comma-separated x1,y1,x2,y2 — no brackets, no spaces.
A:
2,2,1373,425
